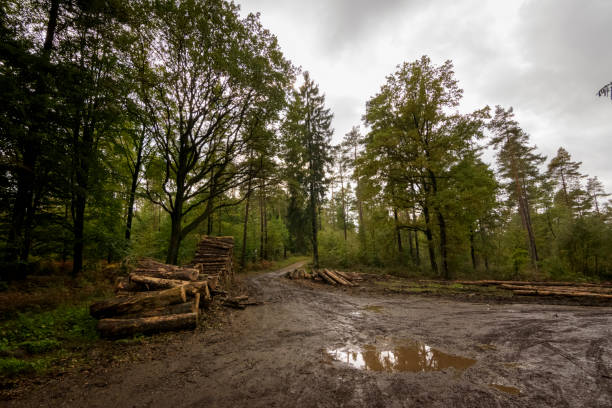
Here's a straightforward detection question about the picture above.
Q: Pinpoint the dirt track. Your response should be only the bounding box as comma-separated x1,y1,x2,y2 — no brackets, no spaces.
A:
7,262,612,407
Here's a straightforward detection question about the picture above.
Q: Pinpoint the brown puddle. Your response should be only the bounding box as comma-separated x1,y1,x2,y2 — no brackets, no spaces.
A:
363,305,384,313
490,383,521,395
327,339,476,373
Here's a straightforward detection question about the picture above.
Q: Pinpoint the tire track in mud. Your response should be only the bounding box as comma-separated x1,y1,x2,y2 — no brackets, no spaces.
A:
6,262,612,407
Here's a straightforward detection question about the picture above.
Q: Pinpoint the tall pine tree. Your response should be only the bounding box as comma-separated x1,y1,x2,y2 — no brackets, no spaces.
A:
282,72,332,268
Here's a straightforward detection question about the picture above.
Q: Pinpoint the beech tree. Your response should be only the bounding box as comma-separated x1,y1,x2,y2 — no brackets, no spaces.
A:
364,56,488,278
136,0,293,264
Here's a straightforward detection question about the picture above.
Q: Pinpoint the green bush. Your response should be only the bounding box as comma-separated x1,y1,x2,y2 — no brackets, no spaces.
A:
0,305,98,353
19,339,61,354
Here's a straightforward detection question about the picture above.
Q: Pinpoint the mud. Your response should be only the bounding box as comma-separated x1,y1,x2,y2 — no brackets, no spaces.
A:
5,261,612,407
326,338,477,373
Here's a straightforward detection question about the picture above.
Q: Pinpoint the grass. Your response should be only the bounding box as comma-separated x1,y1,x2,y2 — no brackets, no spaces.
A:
0,262,123,379
372,278,515,299
0,303,100,378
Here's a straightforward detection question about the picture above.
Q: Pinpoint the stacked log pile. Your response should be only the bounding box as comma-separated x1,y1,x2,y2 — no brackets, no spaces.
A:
284,268,362,287
189,236,235,285
456,280,612,299
91,259,213,338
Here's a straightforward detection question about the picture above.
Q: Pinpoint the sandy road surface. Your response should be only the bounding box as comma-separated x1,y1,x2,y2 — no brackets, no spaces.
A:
7,261,612,407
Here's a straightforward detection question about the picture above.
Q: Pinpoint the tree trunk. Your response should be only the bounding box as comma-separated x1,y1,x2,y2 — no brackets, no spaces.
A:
422,203,437,274
511,156,538,270
6,0,60,263
428,169,449,279
166,212,182,265
72,114,94,276
408,230,414,260
414,229,420,266
125,130,144,241
259,186,264,261
264,193,268,260
469,226,477,271
393,208,403,254
311,186,319,269
436,208,449,279
341,173,347,241
240,185,252,269
518,193,539,269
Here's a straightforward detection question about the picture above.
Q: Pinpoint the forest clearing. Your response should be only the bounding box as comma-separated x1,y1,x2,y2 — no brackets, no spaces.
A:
3,261,612,407
2,0,612,407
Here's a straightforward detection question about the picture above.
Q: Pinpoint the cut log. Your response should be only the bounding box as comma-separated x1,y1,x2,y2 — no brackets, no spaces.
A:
334,270,359,283
97,313,197,338
115,277,139,292
129,274,186,290
317,269,337,286
133,268,198,281
206,275,219,291
184,281,211,303
121,299,199,319
325,269,353,286
456,280,608,287
90,286,187,319
512,289,612,298
499,284,612,294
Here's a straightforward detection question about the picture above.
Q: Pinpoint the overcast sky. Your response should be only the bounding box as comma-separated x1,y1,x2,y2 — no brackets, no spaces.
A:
240,0,612,193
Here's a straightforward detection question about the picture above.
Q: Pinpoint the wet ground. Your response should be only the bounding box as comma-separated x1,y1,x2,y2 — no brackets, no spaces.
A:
6,262,612,407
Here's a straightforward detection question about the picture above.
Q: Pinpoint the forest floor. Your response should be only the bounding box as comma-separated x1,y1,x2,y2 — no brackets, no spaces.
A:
3,261,612,407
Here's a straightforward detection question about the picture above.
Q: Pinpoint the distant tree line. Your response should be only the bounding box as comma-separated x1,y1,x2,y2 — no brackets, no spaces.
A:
321,57,612,281
1,1,610,282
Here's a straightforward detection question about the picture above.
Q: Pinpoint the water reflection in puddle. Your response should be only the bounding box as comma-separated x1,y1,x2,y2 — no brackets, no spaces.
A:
327,340,476,373
363,305,384,313
490,383,521,395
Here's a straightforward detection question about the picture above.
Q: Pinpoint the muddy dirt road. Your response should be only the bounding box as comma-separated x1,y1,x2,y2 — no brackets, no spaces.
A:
7,262,612,407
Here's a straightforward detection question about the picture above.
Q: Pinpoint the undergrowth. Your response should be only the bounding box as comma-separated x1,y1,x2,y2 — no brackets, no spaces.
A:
0,304,99,377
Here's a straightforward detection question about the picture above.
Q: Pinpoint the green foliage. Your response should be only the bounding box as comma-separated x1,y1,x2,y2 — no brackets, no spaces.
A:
0,358,35,377
0,303,98,377
0,305,98,350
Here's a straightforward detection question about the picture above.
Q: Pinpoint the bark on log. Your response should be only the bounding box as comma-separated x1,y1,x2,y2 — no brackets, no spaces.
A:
115,277,139,292
129,274,186,290
500,284,612,294
120,299,199,319
133,268,198,281
334,270,361,283
90,286,187,319
317,269,337,285
97,313,197,338
512,289,612,298
456,280,608,287
325,269,353,286
333,270,352,281
184,281,211,302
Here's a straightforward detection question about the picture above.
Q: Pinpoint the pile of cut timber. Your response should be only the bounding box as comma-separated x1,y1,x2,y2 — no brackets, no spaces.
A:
456,280,612,299
91,258,218,338
189,236,235,285
284,268,361,287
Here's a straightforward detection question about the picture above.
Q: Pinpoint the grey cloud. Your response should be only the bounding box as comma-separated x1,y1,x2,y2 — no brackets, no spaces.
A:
240,0,612,192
